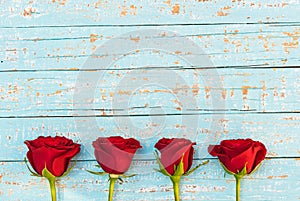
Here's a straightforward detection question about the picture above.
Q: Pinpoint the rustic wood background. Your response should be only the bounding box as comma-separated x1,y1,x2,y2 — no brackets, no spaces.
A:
0,0,300,200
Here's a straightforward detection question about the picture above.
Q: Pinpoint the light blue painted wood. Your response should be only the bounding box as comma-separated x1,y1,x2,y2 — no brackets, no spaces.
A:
0,113,299,160
0,0,299,200
1,24,300,71
1,0,300,27
0,68,299,116
0,159,299,201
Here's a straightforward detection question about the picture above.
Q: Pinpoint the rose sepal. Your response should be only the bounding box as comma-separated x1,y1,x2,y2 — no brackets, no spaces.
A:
60,161,77,178
108,174,136,201
155,153,208,201
168,157,184,201
86,165,137,180
184,160,209,176
42,166,56,181
235,164,247,179
86,170,136,181
42,167,57,201
173,156,185,176
219,163,246,201
24,156,77,201
247,161,263,176
107,173,135,183
169,158,184,201
154,150,172,177
219,161,235,176
24,157,42,177
108,173,136,182
219,161,247,178
86,166,137,201
154,151,209,177
219,161,263,178
24,157,77,179
86,169,108,176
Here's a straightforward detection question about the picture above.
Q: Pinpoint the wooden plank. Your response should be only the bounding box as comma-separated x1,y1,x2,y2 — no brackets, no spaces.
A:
0,159,299,200
1,0,300,27
1,24,300,71
0,0,299,200
0,113,299,160
0,68,299,117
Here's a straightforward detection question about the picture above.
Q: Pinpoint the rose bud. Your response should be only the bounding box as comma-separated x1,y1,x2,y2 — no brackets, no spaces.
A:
24,136,81,201
154,138,196,175
208,138,267,175
92,136,142,174
24,136,81,177
89,136,142,201
208,138,267,201
154,138,208,201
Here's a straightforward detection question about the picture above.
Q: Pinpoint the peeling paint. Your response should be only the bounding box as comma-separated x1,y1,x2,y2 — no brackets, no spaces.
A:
267,175,288,179
120,5,127,17
130,37,140,43
90,34,98,43
130,5,137,15
222,89,227,99
0,1,300,199
22,8,36,17
171,4,180,15
58,0,67,6
242,86,250,95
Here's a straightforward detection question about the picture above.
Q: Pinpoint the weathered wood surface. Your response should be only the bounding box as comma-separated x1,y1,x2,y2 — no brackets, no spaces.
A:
1,0,300,27
1,24,300,70
0,0,300,200
0,159,299,201
0,69,299,116
0,113,299,161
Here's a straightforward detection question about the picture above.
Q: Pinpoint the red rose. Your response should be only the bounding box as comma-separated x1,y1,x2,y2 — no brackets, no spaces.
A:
24,136,81,177
154,138,196,175
92,136,142,174
208,138,267,174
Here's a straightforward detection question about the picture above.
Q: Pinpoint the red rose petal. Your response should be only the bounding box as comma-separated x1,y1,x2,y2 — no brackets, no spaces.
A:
52,145,81,176
92,136,141,174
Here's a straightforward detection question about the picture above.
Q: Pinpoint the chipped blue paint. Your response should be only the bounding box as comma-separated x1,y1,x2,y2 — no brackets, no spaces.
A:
0,0,299,200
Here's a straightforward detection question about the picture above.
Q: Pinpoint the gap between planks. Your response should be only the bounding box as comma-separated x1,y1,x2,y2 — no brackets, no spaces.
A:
1,21,300,29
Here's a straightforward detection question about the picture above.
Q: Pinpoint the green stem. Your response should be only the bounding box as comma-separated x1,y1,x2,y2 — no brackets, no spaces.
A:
234,175,241,201
108,177,117,201
47,178,57,201
170,176,181,201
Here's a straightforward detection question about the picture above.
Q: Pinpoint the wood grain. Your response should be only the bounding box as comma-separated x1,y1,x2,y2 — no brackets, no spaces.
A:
0,113,299,160
1,24,300,71
0,0,299,200
0,159,299,201
1,0,300,27
0,68,299,117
